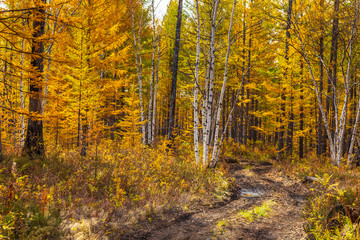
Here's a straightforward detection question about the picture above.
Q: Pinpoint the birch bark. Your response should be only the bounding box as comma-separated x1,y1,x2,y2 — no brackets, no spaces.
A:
151,28,162,143
203,0,219,166
209,0,236,168
147,0,156,144
130,3,146,144
295,6,358,166
194,0,201,164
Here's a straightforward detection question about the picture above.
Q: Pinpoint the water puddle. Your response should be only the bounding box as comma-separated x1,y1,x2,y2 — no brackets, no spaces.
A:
240,189,264,197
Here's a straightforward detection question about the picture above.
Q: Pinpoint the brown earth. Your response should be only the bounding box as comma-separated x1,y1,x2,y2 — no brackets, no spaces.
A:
117,159,310,240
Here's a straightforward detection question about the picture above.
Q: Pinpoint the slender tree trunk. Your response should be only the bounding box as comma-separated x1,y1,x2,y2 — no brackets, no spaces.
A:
194,0,201,164
326,0,340,159
152,28,162,143
110,73,117,141
23,0,46,157
228,91,233,139
19,0,26,148
240,4,246,144
209,0,236,168
297,5,357,167
317,0,325,156
346,1,360,165
19,38,25,148
168,0,184,140
253,99,258,143
278,0,293,160
77,32,84,148
8,55,17,149
299,61,304,159
147,0,157,144
130,2,146,144
0,60,5,157
329,0,340,165
203,0,219,166
244,25,252,146
348,84,360,165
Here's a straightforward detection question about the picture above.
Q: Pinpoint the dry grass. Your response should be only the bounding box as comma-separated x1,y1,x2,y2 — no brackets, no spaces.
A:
0,140,231,239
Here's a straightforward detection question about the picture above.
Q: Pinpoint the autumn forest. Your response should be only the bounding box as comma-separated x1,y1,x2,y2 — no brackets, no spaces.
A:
1,0,360,239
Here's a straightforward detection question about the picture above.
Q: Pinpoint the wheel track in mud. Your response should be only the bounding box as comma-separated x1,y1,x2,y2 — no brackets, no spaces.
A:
122,160,310,240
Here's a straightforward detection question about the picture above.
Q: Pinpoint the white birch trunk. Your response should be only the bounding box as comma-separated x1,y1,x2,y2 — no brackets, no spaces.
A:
209,0,236,168
215,66,249,162
152,28,162,143
345,3,360,165
347,88,360,165
203,0,219,166
297,35,336,162
130,4,146,144
295,7,359,166
194,0,201,164
202,68,208,165
147,0,156,144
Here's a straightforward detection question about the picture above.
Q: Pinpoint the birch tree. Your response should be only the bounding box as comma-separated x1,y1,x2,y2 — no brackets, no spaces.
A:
147,0,157,144
209,0,237,168
151,27,162,143
294,0,360,166
193,0,201,164
202,0,219,166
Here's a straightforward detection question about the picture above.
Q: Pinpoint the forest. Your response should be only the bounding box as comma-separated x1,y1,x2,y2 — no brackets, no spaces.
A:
1,0,360,239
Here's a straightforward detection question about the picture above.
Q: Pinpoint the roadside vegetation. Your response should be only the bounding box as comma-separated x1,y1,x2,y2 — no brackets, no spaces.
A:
0,139,230,239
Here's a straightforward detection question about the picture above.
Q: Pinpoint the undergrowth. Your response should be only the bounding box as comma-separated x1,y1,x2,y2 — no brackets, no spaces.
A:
273,152,360,240
0,139,230,239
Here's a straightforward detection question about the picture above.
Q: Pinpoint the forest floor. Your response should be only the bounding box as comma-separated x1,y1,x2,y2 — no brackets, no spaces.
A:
120,159,311,240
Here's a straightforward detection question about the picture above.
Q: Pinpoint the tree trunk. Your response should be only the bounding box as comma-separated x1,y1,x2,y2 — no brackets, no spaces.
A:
19,0,26,148
152,28,162,143
168,0,184,140
23,0,46,157
147,0,157,144
203,0,219,166
329,0,340,165
299,61,304,159
240,3,246,145
130,2,146,144
278,0,293,160
317,0,325,156
194,0,201,164
245,26,252,146
326,0,340,159
209,0,236,168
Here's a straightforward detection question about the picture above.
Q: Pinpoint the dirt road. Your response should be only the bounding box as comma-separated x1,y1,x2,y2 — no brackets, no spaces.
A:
121,160,309,240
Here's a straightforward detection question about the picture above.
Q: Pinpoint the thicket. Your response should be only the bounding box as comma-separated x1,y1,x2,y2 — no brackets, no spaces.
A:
0,139,230,239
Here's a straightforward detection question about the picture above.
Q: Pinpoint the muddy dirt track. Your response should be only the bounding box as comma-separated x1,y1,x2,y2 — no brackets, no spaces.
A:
120,160,310,240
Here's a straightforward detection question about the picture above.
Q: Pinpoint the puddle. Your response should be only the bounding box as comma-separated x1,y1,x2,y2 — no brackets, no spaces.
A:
240,189,264,197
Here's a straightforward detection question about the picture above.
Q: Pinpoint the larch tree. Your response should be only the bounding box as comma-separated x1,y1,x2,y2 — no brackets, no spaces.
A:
23,0,46,157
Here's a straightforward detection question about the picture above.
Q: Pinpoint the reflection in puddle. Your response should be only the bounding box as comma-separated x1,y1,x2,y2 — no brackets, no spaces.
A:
240,189,264,197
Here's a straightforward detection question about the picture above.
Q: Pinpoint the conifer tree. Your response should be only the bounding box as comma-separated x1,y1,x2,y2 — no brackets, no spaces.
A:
23,0,46,157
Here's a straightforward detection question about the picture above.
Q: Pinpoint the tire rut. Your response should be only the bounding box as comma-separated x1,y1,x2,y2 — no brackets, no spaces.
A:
125,160,309,240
